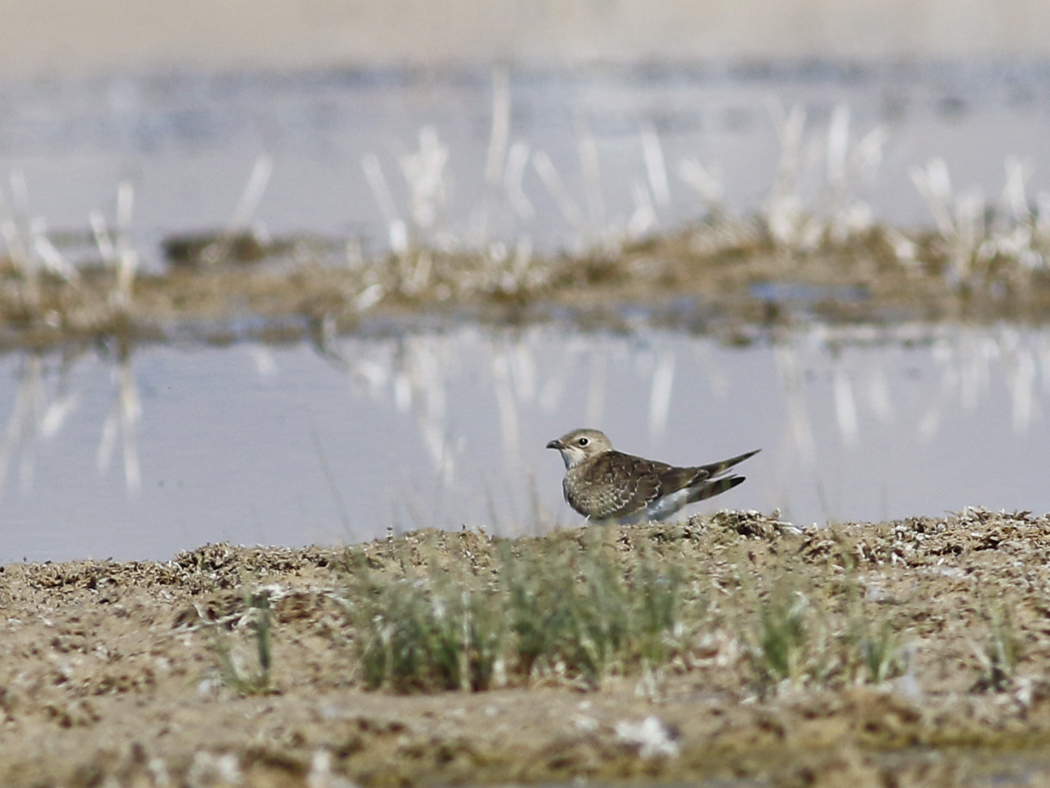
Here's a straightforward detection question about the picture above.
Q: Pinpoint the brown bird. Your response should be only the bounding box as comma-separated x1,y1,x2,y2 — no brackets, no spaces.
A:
546,428,759,524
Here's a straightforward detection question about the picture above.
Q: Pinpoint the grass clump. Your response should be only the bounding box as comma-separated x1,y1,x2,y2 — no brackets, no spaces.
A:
354,574,504,693
739,543,909,694
503,540,687,686
973,602,1021,692
840,578,907,685
338,524,936,697
211,590,274,696
345,532,691,692
849,615,905,685
747,581,816,690
745,582,910,693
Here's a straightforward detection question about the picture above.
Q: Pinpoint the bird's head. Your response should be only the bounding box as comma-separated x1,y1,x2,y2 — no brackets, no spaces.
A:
546,428,613,469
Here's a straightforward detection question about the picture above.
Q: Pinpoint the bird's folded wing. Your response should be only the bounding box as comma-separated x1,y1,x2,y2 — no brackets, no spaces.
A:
655,465,711,497
697,448,761,477
592,452,703,516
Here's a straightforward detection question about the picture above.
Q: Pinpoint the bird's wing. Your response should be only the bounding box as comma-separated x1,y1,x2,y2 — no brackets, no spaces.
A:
640,448,761,510
653,464,711,498
579,448,760,521
586,452,705,518
695,448,761,478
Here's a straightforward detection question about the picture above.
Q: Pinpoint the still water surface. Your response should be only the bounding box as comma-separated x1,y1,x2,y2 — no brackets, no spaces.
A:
2,62,1049,267
2,322,1048,562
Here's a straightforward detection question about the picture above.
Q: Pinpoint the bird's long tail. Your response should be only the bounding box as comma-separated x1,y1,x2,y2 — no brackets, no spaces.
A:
688,474,747,504
698,448,761,478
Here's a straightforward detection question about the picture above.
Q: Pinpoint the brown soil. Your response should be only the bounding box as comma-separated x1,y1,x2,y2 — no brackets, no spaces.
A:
4,509,1050,787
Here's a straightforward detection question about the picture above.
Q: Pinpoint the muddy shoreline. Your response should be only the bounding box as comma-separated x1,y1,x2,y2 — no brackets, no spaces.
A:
4,509,1050,786
5,222,1050,355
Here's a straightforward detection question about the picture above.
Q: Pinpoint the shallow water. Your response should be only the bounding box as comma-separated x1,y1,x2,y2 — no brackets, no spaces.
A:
1,61,1049,270
2,322,1048,562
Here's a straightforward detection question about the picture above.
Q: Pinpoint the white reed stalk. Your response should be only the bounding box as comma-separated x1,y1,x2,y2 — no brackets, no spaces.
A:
0,186,29,273
574,112,604,228
627,181,656,238
640,124,671,213
485,68,511,190
399,126,449,234
354,283,385,311
504,141,534,221
511,235,533,282
0,173,37,300
909,158,956,239
200,156,273,267
114,181,139,305
228,155,273,236
769,103,807,187
89,209,118,266
677,156,724,212
826,106,850,190
29,217,79,281
475,67,513,243
851,126,888,185
1001,156,1031,221
764,103,811,247
362,152,408,255
532,151,587,231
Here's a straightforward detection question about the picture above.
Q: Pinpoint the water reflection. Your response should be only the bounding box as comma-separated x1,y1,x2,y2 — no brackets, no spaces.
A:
1,322,1049,562
1,64,1049,267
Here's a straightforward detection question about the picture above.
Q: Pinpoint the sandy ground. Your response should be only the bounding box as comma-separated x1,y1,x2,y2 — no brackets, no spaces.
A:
4,509,1050,786
3,0,1050,79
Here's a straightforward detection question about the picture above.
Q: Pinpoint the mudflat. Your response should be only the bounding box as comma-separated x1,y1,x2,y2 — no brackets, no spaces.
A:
3,508,1050,787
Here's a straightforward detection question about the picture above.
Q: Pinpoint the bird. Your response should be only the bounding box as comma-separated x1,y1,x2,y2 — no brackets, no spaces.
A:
546,428,759,525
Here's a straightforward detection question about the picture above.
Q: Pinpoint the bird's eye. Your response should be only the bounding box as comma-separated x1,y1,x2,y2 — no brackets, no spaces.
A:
578,437,589,446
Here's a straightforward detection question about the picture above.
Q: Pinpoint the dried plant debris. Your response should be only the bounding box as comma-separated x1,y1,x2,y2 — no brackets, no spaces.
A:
4,508,1050,785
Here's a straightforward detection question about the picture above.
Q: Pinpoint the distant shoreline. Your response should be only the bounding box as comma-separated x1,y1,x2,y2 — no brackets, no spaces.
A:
3,0,1050,80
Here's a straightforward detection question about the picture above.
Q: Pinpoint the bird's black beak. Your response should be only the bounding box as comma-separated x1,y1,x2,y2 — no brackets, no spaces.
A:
546,439,562,450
